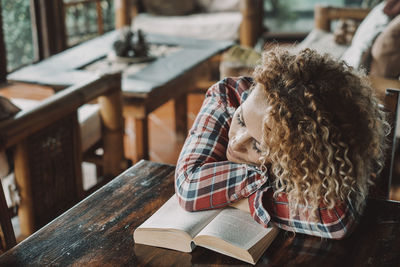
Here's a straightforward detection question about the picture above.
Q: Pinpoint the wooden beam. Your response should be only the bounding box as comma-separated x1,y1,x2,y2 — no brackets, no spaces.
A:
96,0,104,35
115,0,131,28
240,0,264,48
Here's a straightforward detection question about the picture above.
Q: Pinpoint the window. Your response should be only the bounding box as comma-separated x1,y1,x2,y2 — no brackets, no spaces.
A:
1,0,34,72
264,0,363,36
64,0,115,47
0,0,115,80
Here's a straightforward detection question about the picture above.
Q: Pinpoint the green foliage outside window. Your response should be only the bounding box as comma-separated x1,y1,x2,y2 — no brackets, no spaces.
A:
1,0,34,72
1,0,114,72
64,0,115,47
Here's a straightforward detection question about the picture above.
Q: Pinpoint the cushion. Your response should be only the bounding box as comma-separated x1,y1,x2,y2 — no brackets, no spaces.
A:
219,45,261,79
10,98,40,110
370,14,400,78
341,1,390,70
132,12,242,41
333,19,360,45
78,104,101,152
142,0,196,16
384,0,400,18
196,0,240,12
295,29,349,59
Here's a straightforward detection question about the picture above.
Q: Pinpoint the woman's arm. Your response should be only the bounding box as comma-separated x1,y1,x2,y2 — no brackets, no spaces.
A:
248,187,359,239
175,78,268,211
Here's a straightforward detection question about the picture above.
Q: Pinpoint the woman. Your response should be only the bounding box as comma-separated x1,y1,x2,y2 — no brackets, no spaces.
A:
175,48,388,239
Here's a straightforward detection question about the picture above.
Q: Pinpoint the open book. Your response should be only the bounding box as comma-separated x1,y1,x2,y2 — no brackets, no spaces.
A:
134,195,279,265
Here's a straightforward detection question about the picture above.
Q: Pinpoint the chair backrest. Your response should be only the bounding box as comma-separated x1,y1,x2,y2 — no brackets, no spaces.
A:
314,5,371,32
0,72,123,238
372,88,400,199
0,181,16,253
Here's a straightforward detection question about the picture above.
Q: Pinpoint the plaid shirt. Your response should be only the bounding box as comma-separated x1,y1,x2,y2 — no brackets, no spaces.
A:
175,77,359,239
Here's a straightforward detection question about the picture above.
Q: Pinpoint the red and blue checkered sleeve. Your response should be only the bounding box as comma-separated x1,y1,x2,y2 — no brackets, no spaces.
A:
249,186,359,239
175,77,268,212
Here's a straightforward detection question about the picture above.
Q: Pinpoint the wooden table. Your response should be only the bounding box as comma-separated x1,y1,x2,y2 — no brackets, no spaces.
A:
0,160,399,266
8,31,233,161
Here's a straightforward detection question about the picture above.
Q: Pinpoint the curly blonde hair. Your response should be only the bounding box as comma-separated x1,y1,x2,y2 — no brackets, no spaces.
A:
253,48,389,216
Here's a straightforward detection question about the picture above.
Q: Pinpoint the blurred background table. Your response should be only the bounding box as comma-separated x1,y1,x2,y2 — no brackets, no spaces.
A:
8,30,233,162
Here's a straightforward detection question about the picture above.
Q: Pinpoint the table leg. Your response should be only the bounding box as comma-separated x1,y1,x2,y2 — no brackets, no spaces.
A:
174,94,188,142
135,116,149,161
13,140,35,237
99,90,125,178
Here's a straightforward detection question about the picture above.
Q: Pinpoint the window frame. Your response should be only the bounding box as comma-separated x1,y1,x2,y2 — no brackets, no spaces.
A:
0,3,7,83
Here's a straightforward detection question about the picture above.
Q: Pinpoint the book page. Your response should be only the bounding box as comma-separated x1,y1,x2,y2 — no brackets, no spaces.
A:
138,194,220,238
196,207,272,250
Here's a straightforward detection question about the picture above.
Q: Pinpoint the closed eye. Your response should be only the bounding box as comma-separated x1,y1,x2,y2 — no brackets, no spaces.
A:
236,108,245,127
252,140,262,154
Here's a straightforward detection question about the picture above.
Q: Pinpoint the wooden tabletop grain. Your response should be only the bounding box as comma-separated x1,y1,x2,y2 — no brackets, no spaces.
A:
0,160,399,266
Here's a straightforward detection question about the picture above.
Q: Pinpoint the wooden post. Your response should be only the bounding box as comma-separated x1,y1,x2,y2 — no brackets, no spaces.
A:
314,5,331,31
134,117,149,161
14,140,36,237
239,0,264,48
115,0,131,29
98,88,125,177
174,93,188,142
123,102,149,163
96,0,104,35
72,111,84,201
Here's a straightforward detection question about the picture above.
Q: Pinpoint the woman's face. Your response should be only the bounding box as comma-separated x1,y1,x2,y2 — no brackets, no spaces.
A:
227,83,270,166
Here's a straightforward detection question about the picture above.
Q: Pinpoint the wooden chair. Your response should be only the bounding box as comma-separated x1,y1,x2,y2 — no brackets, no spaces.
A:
0,181,16,254
0,73,124,238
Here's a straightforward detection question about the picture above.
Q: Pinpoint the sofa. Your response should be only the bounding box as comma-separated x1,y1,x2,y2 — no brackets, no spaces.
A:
115,0,264,47
294,1,400,101
221,1,400,100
